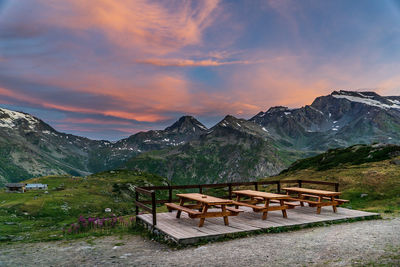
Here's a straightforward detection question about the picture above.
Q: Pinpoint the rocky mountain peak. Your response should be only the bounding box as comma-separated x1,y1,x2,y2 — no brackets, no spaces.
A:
164,115,208,133
266,106,289,113
331,90,380,98
216,115,242,127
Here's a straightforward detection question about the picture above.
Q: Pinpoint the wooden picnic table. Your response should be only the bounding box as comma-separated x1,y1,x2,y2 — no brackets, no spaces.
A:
283,187,348,214
232,190,292,220
165,193,242,227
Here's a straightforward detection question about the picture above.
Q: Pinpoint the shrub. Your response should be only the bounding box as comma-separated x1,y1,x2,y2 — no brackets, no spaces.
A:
64,214,134,234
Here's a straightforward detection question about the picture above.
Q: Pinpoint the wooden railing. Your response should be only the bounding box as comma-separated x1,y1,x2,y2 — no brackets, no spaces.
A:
134,186,157,226
134,179,339,226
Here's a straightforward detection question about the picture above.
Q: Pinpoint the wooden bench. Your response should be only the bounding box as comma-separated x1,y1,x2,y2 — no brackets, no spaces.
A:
166,193,242,227
300,194,349,205
269,199,299,209
165,203,202,218
232,190,291,220
231,200,265,211
283,187,348,214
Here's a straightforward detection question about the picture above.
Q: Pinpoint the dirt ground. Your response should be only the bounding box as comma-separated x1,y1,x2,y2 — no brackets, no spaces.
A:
1,217,399,266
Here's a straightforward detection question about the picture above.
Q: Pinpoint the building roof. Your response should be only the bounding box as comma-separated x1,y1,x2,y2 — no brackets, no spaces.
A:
5,183,25,187
26,184,47,188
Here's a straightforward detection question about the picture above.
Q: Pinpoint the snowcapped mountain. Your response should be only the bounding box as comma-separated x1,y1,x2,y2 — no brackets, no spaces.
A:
114,116,207,151
0,109,208,185
250,90,400,151
1,90,400,185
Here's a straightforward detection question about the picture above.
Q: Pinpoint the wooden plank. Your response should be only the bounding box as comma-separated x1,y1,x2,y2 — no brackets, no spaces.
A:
192,211,238,218
176,193,233,205
225,206,244,213
270,199,299,208
283,187,341,196
233,190,291,199
135,200,152,212
231,201,264,210
165,203,202,216
135,187,153,196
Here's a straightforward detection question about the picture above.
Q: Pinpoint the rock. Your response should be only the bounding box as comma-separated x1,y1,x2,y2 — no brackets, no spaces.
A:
105,208,112,212
12,236,24,241
390,159,400,165
110,171,116,174
44,191,48,194
360,193,368,198
4,222,16,225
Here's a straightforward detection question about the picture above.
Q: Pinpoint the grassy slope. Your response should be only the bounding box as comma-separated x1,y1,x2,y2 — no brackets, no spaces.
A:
265,156,400,214
0,170,168,242
2,144,400,243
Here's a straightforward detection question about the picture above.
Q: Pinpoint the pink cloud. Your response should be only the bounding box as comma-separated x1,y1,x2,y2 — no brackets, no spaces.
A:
136,58,253,67
38,0,220,55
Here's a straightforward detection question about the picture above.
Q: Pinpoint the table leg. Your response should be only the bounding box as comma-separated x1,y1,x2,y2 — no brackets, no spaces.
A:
235,194,240,209
262,199,270,220
331,196,337,213
198,204,208,227
280,199,287,218
197,201,202,212
221,205,229,226
299,193,304,207
176,198,185,218
317,196,322,214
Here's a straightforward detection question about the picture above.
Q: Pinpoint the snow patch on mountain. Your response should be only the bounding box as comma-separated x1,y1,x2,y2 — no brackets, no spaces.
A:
389,99,400,105
0,108,39,129
332,94,400,110
196,123,207,130
308,105,324,115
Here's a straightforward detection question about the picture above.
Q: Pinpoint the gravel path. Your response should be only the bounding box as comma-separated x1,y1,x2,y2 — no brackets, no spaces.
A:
1,217,399,266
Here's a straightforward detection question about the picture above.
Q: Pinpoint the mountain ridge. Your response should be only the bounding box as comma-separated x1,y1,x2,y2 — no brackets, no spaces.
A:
1,90,400,185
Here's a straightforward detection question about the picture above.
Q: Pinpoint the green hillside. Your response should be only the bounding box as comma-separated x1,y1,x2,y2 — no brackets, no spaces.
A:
0,170,168,242
267,145,400,214
281,144,400,172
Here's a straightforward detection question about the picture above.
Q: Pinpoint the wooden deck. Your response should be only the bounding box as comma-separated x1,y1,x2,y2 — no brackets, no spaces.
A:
137,205,380,245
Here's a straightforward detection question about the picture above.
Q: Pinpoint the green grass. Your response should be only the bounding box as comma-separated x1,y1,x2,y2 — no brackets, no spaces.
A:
2,151,400,244
263,156,400,214
0,170,168,243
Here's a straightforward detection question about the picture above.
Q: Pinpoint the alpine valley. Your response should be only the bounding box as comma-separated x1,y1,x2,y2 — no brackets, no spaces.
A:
1,90,400,186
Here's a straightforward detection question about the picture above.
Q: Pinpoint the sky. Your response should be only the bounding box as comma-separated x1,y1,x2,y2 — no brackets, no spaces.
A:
1,0,400,140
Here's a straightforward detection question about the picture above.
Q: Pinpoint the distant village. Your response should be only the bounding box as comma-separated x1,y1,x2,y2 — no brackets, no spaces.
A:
5,183,48,193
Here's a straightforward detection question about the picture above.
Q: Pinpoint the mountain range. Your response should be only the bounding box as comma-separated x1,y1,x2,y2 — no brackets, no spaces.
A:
1,90,399,186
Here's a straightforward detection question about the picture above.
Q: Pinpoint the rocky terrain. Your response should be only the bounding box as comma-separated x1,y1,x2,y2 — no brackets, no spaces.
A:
0,217,399,266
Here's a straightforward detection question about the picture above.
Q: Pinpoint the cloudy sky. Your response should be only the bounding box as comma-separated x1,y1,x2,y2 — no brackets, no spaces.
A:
1,0,400,140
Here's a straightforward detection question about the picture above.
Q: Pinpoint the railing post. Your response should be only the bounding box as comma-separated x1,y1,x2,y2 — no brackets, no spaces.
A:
298,179,302,188
254,182,258,191
199,185,203,194
151,190,157,226
335,183,339,192
168,185,172,203
228,183,232,199
277,181,281,193
135,189,139,216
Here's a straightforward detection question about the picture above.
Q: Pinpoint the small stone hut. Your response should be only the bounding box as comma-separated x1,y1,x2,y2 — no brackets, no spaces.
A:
25,183,48,190
5,183,26,193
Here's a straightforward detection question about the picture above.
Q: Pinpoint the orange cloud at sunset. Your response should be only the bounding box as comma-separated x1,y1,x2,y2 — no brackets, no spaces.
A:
41,0,220,55
1,0,400,140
